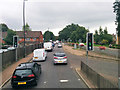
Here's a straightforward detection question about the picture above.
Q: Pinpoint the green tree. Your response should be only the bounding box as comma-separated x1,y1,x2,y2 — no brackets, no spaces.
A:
104,27,108,34
0,23,9,32
4,29,16,45
113,0,120,45
101,39,109,45
43,31,55,42
58,23,88,42
94,30,100,44
22,23,31,31
94,27,113,44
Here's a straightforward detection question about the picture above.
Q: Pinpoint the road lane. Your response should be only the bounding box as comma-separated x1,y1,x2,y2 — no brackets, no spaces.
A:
3,45,88,89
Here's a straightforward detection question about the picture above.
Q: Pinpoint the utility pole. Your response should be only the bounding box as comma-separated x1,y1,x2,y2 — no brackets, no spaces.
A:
23,0,27,57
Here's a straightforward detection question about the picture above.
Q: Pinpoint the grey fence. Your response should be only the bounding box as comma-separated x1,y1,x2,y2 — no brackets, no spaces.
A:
1,43,43,69
81,61,117,88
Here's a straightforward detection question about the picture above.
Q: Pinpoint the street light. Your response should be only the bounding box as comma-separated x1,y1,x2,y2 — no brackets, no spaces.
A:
23,0,27,57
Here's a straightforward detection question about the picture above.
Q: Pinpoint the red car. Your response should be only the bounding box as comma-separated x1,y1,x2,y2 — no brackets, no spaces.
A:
99,46,106,50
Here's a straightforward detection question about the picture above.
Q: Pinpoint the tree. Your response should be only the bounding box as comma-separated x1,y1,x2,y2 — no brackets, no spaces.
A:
101,39,109,45
113,0,120,45
43,31,55,42
0,23,9,32
22,23,31,31
4,29,16,45
94,27,113,44
104,27,108,34
58,23,88,42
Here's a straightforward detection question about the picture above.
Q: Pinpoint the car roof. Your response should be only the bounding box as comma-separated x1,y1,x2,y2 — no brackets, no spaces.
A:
16,62,36,70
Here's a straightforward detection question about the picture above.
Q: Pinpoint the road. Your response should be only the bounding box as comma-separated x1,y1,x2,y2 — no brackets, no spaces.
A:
2,45,88,89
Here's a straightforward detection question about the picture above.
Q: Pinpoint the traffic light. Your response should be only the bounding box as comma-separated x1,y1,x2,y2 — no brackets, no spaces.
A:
87,33,94,51
13,36,18,47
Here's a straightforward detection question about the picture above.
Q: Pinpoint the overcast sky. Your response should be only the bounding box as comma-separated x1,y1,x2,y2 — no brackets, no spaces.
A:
0,0,116,36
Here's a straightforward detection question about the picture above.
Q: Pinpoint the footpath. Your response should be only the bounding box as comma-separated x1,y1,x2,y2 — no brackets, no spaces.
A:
0,53,33,88
63,44,119,88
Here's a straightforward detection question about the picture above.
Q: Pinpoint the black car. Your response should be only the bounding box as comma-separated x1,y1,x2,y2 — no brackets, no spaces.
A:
11,62,41,88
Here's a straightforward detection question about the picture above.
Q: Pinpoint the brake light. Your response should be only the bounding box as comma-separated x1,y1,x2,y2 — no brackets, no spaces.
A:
64,56,67,58
12,76,17,78
28,74,35,77
43,52,44,56
54,57,58,59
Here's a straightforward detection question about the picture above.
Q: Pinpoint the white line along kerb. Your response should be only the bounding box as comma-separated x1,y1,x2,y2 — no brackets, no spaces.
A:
60,80,69,83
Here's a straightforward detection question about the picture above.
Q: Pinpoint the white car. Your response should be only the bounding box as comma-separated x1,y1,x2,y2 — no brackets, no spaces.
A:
58,43,62,48
33,49,47,61
79,43,85,46
7,47,15,50
0,49,8,53
53,53,67,65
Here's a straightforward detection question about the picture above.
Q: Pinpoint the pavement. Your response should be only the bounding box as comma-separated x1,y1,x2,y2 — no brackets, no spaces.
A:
0,53,33,88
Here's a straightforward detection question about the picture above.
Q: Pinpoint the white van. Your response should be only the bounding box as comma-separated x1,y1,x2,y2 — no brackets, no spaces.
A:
44,42,53,51
33,49,47,61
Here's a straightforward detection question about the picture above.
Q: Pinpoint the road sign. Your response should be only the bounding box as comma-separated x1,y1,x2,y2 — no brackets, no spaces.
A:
13,36,19,47
86,33,94,51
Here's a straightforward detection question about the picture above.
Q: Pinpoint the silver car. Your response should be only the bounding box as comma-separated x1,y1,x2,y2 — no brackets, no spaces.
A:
53,53,67,65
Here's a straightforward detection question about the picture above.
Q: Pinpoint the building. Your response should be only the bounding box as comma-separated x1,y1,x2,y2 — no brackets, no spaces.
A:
2,31,43,46
16,31,43,46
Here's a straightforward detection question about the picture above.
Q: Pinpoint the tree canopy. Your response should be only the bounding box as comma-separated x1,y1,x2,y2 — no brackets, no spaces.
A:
4,29,16,45
113,1,120,45
22,23,32,31
94,26,113,45
58,23,89,43
0,23,9,32
43,31,55,42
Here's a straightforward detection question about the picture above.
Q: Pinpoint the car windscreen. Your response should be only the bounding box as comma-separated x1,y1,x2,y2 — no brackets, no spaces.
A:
54,53,65,57
14,69,33,76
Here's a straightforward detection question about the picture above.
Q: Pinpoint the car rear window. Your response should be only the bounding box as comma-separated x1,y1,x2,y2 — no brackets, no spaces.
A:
14,69,33,76
54,53,66,57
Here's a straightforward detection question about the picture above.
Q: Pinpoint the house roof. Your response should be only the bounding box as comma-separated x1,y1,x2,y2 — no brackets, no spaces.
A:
16,31,42,38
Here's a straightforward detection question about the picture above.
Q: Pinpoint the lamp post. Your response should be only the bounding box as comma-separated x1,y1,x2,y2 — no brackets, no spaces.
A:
23,0,27,57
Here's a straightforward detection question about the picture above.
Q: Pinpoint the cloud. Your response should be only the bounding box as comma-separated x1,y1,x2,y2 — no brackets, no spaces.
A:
0,1,116,36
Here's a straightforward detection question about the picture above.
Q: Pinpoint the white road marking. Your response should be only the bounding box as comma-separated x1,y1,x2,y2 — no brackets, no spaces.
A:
44,81,47,84
78,79,81,81
60,80,69,83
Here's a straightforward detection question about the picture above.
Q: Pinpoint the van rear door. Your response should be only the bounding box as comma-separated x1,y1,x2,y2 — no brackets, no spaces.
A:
34,50,43,60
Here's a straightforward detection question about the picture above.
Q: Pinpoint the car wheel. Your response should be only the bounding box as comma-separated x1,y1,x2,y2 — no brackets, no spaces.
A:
65,63,67,65
34,80,38,86
12,85,17,88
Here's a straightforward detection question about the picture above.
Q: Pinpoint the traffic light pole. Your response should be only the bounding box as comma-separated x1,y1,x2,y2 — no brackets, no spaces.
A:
86,50,88,64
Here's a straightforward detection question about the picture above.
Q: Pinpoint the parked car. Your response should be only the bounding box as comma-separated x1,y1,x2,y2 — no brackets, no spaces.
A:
11,62,41,88
0,49,8,53
7,47,15,50
44,42,53,51
33,49,47,61
53,52,67,65
99,46,106,50
58,43,62,48
79,43,84,47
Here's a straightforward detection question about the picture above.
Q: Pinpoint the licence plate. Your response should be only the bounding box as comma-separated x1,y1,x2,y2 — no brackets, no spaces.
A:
18,82,26,85
59,61,62,62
